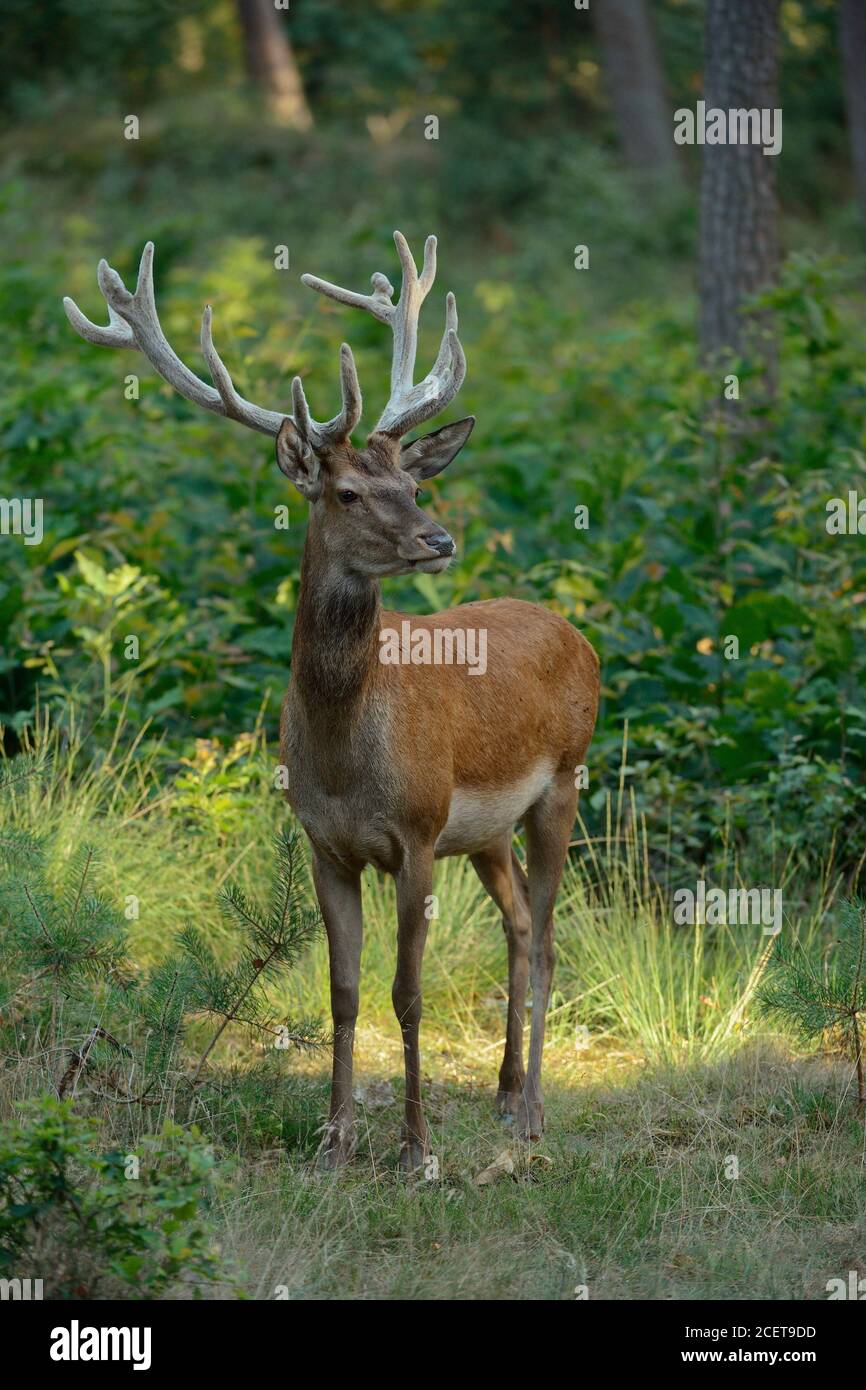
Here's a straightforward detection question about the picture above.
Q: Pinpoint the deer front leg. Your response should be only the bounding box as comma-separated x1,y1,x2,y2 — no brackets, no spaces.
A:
393,848,434,1172
312,849,363,1171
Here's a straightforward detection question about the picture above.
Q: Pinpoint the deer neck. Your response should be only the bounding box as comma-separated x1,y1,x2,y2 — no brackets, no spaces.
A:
292,515,381,710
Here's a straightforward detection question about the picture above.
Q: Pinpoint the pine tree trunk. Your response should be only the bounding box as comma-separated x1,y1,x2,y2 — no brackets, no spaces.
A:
594,0,680,178
840,0,866,227
698,0,780,393
236,0,312,130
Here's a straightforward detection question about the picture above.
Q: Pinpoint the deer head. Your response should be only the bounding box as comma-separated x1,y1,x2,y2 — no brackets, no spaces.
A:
63,232,474,578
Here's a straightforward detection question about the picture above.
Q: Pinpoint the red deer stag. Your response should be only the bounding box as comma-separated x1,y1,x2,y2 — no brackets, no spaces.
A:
64,233,599,1170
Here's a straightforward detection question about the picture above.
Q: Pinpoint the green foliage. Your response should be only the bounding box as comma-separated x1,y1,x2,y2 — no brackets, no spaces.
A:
0,1097,228,1298
4,164,866,874
172,733,272,840
0,0,210,117
201,1060,328,1155
758,898,866,1106
0,757,127,1033
0,756,127,1037
0,757,323,1126
0,754,47,867
0,844,127,997
0,6,864,875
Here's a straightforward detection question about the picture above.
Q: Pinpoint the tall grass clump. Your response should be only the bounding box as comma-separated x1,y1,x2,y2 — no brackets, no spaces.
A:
547,732,841,1063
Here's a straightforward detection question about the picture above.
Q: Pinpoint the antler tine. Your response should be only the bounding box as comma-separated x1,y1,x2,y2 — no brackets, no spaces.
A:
375,292,466,437
387,232,436,399
416,234,437,297
291,375,314,439
335,342,363,437
301,230,465,440
299,270,394,325
290,342,362,448
63,278,135,349
64,242,287,438
428,291,461,382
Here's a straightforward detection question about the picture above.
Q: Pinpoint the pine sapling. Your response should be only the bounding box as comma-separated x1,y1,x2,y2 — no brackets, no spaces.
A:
757,897,866,1110
0,840,128,1052
0,754,130,1090
185,826,324,1086
104,827,325,1107
0,753,48,869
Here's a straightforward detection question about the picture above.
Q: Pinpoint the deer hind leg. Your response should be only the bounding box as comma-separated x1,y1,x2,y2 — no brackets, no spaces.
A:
393,847,435,1173
519,774,578,1142
470,838,531,1116
312,849,363,1171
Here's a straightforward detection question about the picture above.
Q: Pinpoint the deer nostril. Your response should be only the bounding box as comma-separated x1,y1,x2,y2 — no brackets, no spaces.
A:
419,530,455,558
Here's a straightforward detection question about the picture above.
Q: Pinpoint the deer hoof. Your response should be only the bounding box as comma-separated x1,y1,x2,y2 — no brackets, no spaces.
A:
315,1124,356,1171
514,1098,544,1142
398,1138,428,1174
496,1086,524,1117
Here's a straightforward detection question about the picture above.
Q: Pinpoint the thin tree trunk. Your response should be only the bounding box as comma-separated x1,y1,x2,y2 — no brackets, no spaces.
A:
236,0,312,130
840,0,866,227
698,0,780,394
594,0,680,178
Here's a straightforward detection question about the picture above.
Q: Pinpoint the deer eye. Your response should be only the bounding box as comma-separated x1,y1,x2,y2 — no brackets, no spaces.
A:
337,489,359,504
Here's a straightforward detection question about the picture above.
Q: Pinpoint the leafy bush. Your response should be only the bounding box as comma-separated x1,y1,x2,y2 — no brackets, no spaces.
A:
0,1098,228,1298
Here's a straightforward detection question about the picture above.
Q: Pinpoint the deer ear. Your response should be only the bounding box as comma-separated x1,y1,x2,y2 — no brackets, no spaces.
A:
400,416,475,481
276,418,321,499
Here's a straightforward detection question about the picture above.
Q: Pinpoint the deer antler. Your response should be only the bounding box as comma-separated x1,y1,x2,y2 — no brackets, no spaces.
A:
63,242,361,447
301,230,466,438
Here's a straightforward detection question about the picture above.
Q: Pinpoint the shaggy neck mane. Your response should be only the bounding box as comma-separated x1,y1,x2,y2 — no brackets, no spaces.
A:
292,517,381,707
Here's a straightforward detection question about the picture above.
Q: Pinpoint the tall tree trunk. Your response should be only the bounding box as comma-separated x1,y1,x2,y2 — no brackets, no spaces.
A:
236,0,312,130
594,0,680,178
698,0,780,394
840,0,866,227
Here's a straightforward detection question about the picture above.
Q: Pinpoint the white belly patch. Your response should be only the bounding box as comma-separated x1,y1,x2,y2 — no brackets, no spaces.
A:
434,759,555,856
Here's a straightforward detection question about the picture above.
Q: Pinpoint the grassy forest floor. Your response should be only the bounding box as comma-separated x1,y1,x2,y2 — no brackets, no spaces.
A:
218,1038,866,1301
2,724,864,1302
